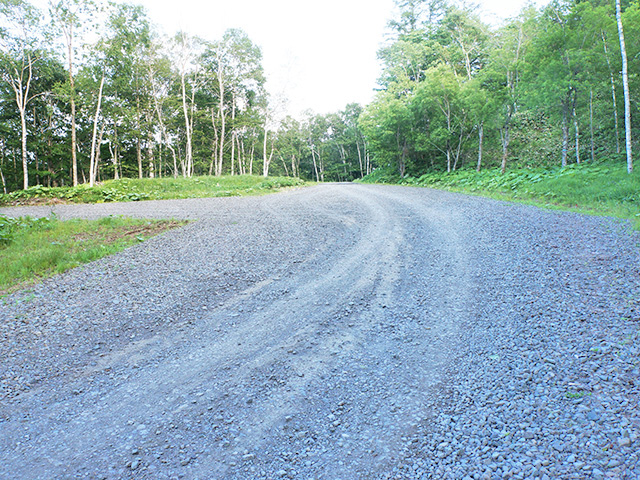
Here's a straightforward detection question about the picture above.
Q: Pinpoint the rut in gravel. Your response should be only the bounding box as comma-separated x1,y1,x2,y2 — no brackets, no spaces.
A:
1,184,638,480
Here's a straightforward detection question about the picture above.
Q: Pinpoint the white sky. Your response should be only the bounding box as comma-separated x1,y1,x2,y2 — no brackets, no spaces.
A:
33,0,545,118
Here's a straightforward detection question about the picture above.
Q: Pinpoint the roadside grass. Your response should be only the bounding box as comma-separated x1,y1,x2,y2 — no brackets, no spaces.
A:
0,175,307,206
0,215,187,294
360,163,640,228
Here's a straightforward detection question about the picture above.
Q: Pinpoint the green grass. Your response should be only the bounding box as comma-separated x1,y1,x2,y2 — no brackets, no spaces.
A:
360,162,640,228
0,214,186,294
0,175,307,205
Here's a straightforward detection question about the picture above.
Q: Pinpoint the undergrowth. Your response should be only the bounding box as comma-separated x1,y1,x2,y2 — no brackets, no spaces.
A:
0,175,307,205
360,162,640,228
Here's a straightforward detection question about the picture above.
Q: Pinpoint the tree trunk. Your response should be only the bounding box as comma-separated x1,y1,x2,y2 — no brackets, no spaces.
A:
230,91,236,175
237,134,245,175
356,140,364,178
209,107,218,175
500,107,512,174
602,31,621,154
181,72,192,178
616,0,633,173
311,147,319,182
217,57,226,177
168,144,178,178
249,141,255,176
500,127,509,174
477,122,484,172
262,127,269,177
91,122,106,183
109,138,119,180
136,140,143,179
572,90,580,164
11,53,34,190
366,151,371,176
89,74,105,187
20,111,28,189
64,28,78,186
400,138,407,177
561,97,569,168
0,166,6,194
147,122,155,179
590,89,595,163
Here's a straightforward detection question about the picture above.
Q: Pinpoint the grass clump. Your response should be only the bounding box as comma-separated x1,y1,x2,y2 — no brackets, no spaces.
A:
360,163,640,227
0,175,307,206
0,214,186,294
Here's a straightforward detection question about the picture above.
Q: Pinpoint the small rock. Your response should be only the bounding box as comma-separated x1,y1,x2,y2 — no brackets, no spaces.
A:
618,437,632,448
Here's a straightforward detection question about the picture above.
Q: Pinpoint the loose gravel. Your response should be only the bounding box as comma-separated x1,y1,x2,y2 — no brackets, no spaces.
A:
0,184,638,479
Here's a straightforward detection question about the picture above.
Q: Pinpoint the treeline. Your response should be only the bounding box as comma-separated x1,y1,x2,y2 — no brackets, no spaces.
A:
2,0,637,194
360,0,637,178
0,0,369,192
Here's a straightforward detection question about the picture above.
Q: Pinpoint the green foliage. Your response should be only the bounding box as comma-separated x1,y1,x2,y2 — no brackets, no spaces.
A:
362,0,638,180
356,166,403,185
0,175,307,205
0,214,56,246
362,161,640,227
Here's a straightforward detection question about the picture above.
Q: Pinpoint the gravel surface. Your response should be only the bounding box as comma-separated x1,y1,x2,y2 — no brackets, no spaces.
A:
0,183,638,479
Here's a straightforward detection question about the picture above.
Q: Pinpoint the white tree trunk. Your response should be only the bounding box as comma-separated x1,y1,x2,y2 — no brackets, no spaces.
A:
572,92,580,164
262,127,269,177
65,26,78,186
590,89,595,163
616,0,633,173
561,101,569,168
217,53,226,177
477,123,484,172
9,54,35,190
89,74,105,187
181,72,192,178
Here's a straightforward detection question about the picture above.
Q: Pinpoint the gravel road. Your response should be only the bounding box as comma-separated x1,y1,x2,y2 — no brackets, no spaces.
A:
1,184,639,479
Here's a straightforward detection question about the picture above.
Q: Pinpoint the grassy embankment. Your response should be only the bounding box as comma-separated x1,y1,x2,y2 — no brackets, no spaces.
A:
360,162,640,228
0,174,306,205
0,175,307,294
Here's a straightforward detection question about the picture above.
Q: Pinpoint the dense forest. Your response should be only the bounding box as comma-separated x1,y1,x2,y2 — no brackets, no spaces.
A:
0,0,637,193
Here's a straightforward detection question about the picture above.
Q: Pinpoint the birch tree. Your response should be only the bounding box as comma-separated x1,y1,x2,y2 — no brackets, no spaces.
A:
49,0,96,186
0,0,44,189
201,29,265,176
171,31,201,177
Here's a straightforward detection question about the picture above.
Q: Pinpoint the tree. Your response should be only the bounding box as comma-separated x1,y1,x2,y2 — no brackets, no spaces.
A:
49,0,97,186
388,0,446,35
360,91,413,177
0,0,44,189
414,64,472,172
435,5,489,81
485,7,535,173
99,3,154,180
200,29,265,176
170,31,201,177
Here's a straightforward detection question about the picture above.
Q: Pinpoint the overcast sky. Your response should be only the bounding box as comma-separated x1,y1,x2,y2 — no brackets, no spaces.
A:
34,0,546,117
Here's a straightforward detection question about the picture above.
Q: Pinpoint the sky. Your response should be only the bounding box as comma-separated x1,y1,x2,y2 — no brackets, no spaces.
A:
34,0,545,118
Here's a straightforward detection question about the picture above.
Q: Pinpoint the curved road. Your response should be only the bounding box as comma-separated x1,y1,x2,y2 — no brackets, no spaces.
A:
1,184,638,479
